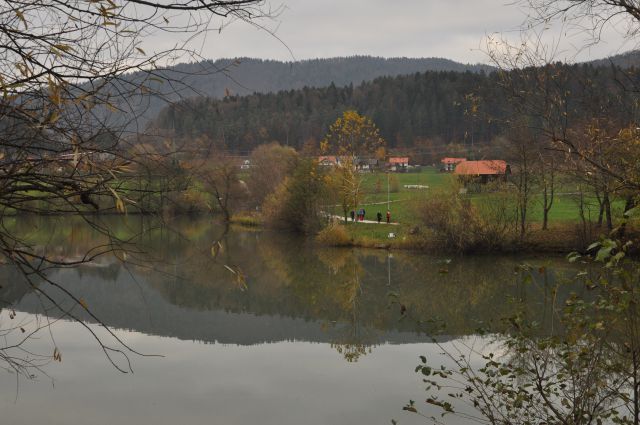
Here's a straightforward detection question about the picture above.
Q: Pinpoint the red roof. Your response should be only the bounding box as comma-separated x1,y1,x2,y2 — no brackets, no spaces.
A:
389,157,409,164
441,157,467,165
318,155,338,164
454,160,507,175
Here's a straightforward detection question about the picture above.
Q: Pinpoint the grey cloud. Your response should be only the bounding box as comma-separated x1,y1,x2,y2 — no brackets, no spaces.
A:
146,0,630,64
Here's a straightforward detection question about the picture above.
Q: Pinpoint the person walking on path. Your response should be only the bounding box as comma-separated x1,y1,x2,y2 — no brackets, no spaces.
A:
362,208,366,221
376,211,382,223
386,210,391,224
350,210,355,222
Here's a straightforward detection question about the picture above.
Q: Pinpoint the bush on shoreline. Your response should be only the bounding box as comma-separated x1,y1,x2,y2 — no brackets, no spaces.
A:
316,222,352,246
414,182,519,252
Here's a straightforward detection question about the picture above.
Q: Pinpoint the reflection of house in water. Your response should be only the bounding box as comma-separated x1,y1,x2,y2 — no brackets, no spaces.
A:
454,160,510,184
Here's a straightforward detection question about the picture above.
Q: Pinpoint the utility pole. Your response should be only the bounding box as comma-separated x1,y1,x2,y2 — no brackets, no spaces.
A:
387,171,390,212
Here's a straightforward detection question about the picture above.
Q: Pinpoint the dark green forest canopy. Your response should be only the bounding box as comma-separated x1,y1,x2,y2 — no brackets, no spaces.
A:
151,63,640,155
101,56,495,132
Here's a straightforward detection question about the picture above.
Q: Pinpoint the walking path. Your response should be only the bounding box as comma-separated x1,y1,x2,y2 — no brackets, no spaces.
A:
328,198,408,208
330,215,399,225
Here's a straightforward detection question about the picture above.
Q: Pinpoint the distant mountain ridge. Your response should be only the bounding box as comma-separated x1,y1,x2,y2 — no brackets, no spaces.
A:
162,56,496,97
587,50,640,68
108,56,496,131
109,52,639,132
151,56,637,153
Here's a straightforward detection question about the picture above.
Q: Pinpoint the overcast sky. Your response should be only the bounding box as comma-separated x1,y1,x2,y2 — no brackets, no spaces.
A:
152,0,635,64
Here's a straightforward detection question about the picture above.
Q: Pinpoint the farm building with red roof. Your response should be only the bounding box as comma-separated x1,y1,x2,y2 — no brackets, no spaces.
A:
388,157,409,171
454,160,509,184
440,157,467,172
318,155,340,166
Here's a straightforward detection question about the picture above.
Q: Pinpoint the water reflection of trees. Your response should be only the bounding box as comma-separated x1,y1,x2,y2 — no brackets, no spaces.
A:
7,217,591,354
405,256,639,425
130,220,589,343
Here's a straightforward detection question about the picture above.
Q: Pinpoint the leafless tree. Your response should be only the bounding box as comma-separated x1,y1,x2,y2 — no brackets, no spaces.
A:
0,0,273,377
488,1,640,191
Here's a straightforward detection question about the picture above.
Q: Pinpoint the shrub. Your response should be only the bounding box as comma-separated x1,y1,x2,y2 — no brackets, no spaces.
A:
416,192,480,252
415,181,518,252
230,213,262,227
389,174,400,193
247,143,299,206
474,187,519,249
262,160,329,234
316,223,352,246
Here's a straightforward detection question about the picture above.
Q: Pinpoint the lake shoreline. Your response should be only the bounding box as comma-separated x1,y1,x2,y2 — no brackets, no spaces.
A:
230,213,630,255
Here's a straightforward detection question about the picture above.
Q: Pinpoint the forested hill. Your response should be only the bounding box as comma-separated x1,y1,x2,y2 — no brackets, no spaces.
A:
152,62,633,154
110,56,494,131
152,70,504,153
164,56,495,97
587,50,640,68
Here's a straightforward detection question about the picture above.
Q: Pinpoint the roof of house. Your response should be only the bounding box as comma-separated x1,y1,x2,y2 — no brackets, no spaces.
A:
454,160,507,175
318,155,338,163
389,157,409,164
441,157,467,165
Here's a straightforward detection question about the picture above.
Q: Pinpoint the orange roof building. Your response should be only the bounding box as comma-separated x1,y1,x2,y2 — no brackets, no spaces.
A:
441,157,466,171
454,160,509,184
454,160,507,176
389,157,409,165
441,157,467,165
318,155,339,166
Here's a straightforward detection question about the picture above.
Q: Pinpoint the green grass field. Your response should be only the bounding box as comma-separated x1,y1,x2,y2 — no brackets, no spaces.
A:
336,167,627,226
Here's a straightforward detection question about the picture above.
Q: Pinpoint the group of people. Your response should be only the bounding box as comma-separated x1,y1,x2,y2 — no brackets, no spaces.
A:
350,209,391,224
350,208,367,222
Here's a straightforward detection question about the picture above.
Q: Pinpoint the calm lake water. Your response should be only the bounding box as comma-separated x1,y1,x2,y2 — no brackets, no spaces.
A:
0,216,587,425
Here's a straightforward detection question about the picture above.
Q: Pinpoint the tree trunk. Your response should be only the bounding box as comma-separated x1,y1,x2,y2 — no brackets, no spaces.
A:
618,196,636,238
596,190,604,227
541,156,555,231
604,192,613,230
542,183,551,231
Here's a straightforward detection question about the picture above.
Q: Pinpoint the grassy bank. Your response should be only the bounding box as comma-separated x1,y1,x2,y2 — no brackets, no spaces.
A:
342,167,627,226
316,220,637,254
316,167,636,253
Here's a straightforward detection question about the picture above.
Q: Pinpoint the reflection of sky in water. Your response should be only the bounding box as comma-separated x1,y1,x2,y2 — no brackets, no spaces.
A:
0,218,585,424
0,314,451,425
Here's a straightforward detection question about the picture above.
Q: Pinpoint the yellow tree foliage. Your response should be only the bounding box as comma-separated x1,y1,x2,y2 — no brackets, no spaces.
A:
328,156,363,222
321,110,386,157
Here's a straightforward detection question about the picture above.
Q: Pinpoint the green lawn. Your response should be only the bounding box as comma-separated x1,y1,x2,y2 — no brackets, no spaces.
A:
340,167,627,226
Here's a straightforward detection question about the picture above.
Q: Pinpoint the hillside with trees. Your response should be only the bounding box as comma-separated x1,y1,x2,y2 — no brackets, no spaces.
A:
104,56,495,132
150,61,637,157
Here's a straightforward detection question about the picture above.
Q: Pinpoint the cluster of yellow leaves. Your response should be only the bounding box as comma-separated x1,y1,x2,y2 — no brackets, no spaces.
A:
321,110,386,157
614,126,640,187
